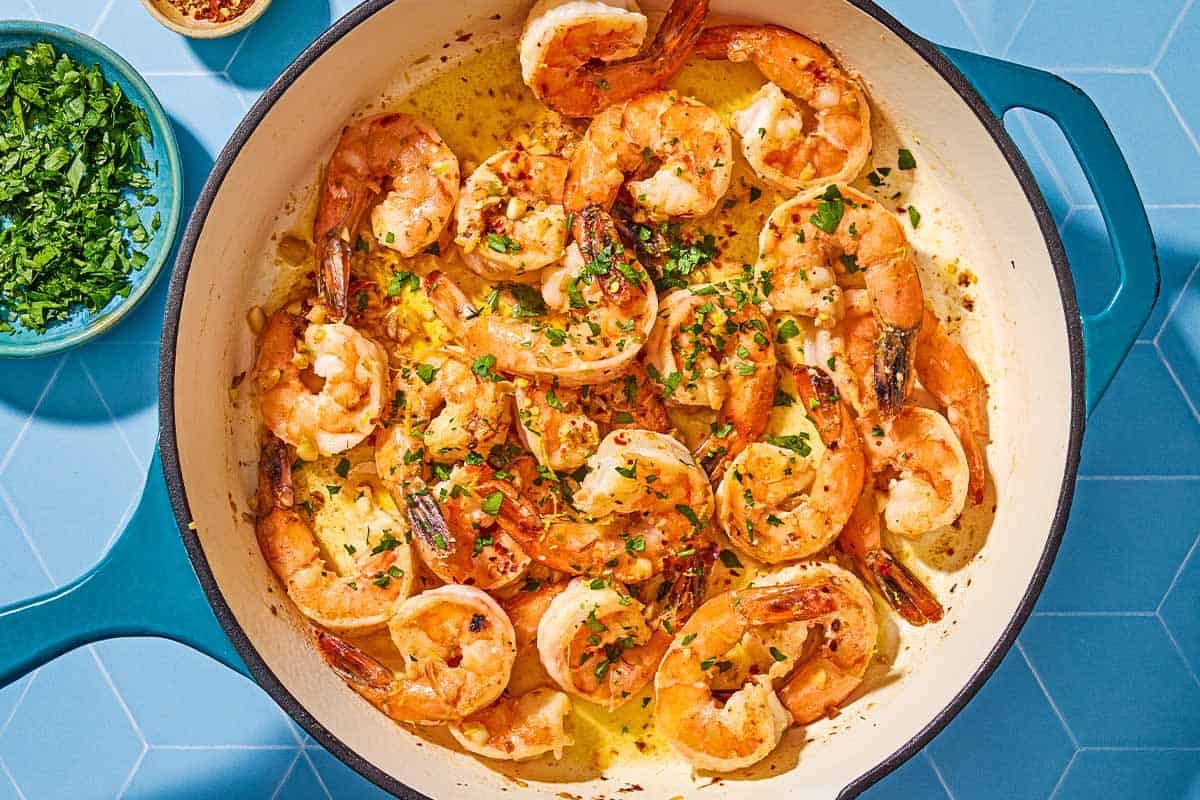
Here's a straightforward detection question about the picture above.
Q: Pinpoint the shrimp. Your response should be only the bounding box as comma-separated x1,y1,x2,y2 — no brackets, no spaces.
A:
838,488,943,626
916,308,989,504
860,406,969,538
764,563,878,724
757,185,923,415
314,112,459,319
644,283,777,477
519,0,709,118
514,379,601,472
455,149,570,281
538,576,684,710
255,308,388,460
317,584,517,724
653,584,836,772
426,206,658,386
564,90,733,220
503,580,571,695
716,366,865,563
405,464,532,590
695,25,871,192
448,687,574,760
255,438,412,633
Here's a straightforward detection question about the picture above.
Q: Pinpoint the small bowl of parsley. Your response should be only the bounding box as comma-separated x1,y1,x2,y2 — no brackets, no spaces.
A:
0,22,182,357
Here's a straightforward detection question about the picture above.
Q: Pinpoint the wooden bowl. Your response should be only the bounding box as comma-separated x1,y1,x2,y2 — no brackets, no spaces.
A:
138,0,272,39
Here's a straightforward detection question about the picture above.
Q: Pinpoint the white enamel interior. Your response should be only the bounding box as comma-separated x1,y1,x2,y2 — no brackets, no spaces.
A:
170,1,1075,797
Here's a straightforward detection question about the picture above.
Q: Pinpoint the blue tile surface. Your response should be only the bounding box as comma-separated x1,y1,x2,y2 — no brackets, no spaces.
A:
0,1,1197,798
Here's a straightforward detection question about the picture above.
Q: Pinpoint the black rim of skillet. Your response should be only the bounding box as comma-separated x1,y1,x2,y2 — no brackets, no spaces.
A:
158,0,1085,797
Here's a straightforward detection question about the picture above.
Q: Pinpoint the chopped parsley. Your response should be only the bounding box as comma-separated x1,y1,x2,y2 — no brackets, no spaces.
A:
898,148,917,170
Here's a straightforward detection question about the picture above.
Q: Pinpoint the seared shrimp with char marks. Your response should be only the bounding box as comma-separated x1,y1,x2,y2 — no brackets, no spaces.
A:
758,184,923,414
645,283,777,478
653,584,836,771
520,0,710,118
314,112,459,319
565,90,733,220
455,149,570,281
256,438,413,633
449,687,574,760
317,584,516,724
696,25,871,192
427,206,658,386
256,307,388,460
716,366,865,563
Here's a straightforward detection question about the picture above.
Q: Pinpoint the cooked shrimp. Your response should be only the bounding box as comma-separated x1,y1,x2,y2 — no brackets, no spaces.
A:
564,90,733,219
405,464,532,590
503,580,571,695
314,112,459,319
763,563,878,724
916,308,989,504
757,185,923,414
716,366,865,563
256,438,412,633
538,577,671,710
860,406,968,538
255,309,388,460
653,584,836,771
645,283,777,477
426,206,658,386
695,25,871,192
520,0,709,118
404,354,512,463
455,149,570,281
448,687,574,760
514,379,601,472
837,489,943,626
317,585,516,724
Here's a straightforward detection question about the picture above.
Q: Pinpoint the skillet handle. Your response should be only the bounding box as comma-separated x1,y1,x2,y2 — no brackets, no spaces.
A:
0,447,249,687
939,47,1159,415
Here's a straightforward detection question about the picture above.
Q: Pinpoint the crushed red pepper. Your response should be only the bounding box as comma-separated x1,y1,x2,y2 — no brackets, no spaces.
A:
164,0,256,22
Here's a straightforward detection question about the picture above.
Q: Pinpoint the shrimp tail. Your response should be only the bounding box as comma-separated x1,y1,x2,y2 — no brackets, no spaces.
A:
317,234,352,322
258,436,295,512
874,326,916,417
316,630,394,690
650,545,713,631
737,584,838,624
423,271,476,337
574,205,646,307
407,493,457,555
859,550,944,626
643,0,710,74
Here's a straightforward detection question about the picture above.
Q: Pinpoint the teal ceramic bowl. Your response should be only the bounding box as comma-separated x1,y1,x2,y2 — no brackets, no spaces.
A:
0,21,182,357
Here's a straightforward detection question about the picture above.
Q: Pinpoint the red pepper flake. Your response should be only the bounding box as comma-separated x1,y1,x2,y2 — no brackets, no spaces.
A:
164,0,257,22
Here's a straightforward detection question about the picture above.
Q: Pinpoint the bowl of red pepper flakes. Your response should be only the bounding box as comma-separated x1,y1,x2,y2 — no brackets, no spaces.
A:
139,0,272,38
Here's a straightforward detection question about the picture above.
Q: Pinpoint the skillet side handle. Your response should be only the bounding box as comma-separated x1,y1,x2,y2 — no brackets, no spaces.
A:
940,47,1160,415
0,448,249,687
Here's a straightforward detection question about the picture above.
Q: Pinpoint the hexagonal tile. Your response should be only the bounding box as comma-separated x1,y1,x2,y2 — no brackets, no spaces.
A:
97,638,296,747
954,0,1034,55
94,0,246,75
123,747,296,799
878,0,980,50
1003,109,1074,225
1055,749,1200,799
1080,344,1200,475
1022,615,1200,746
77,341,161,469
1037,478,1200,612
1144,207,1200,339
0,648,143,799
0,355,145,584
1158,0,1200,141
924,648,1075,799
0,356,63,457
226,0,335,107
26,0,107,31
0,495,51,607
861,752,950,798
0,0,36,21
1160,264,1200,415
1161,536,1200,676
1006,0,1186,67
1060,207,1120,318
307,747,394,800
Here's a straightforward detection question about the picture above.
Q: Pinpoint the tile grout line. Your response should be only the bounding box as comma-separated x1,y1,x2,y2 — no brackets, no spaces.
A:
0,669,38,738
1015,640,1081,748
922,750,957,800
0,755,28,800
1151,0,1196,69
1150,72,1200,160
1156,614,1200,689
150,744,301,751
1078,745,1200,752
1153,342,1200,424
20,0,39,21
0,483,57,586
89,646,148,746
1045,65,1150,74
114,742,148,800
269,749,303,800
89,0,116,36
223,30,251,74
1151,257,1200,345
141,70,224,77
79,358,147,472
298,748,336,800
1014,111,1076,207
1000,0,1037,57
948,0,987,54
1046,749,1079,800
1157,530,1200,614
0,356,66,476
